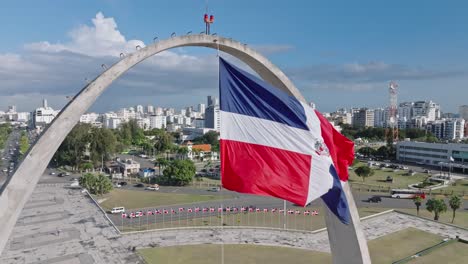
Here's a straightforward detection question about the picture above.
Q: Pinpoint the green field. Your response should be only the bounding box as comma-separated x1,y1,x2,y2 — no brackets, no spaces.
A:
139,244,332,264
99,189,229,210
368,227,443,264
120,207,389,232
349,162,428,189
397,208,468,229
138,228,446,264
408,241,468,264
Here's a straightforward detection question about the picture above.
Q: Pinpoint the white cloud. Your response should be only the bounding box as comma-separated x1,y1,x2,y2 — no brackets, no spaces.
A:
25,12,145,57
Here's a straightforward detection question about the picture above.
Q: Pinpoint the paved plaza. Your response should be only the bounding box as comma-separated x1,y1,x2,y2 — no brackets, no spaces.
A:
0,184,142,264
1,183,467,263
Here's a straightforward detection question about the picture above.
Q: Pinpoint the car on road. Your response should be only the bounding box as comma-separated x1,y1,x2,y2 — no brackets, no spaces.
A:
367,196,382,203
58,173,65,177
2,169,7,172
50,172,56,175
208,187,220,192
145,186,159,191
119,181,127,186
65,172,70,176
135,183,145,188
69,177,78,181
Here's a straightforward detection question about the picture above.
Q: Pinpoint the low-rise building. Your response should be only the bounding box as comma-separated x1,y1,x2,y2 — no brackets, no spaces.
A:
115,158,140,177
396,141,468,173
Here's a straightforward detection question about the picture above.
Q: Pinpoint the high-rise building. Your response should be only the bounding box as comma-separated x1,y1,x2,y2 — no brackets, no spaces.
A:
459,105,468,120
146,105,154,114
205,104,220,131
198,103,206,115
426,118,465,140
149,115,167,129
136,105,144,114
352,108,374,128
207,96,219,107
373,108,386,128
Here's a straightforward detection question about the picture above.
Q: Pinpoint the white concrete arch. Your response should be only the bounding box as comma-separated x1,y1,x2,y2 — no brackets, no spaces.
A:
0,34,370,263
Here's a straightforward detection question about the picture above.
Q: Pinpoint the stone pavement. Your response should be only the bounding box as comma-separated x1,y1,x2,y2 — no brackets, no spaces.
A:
118,211,468,253
0,184,142,264
1,183,467,263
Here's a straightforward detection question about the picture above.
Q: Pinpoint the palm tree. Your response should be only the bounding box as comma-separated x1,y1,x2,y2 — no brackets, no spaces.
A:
156,157,169,176
426,198,447,221
413,196,423,216
449,195,461,223
177,146,189,160
79,173,96,192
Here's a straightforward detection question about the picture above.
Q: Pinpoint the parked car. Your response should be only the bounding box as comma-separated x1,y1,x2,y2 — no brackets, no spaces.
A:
57,173,65,177
209,187,220,192
50,172,56,175
367,196,382,203
119,181,128,186
386,176,393,182
145,186,159,191
65,172,70,176
135,183,145,188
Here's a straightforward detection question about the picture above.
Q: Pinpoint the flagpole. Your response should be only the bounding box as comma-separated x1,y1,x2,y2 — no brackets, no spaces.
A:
283,200,286,230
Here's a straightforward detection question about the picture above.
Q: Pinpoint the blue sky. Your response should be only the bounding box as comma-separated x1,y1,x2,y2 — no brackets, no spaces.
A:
0,0,467,113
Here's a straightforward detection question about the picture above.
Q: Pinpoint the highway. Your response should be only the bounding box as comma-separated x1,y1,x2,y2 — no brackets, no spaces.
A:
0,127,22,186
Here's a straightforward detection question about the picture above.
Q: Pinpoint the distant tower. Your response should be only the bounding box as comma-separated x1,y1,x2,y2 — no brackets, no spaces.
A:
42,99,48,108
386,81,399,143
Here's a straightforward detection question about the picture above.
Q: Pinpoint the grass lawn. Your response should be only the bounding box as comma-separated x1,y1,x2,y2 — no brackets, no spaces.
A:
396,208,468,229
349,161,428,189
99,189,228,210
408,241,468,264
368,227,443,264
120,207,390,232
138,244,332,264
137,228,446,264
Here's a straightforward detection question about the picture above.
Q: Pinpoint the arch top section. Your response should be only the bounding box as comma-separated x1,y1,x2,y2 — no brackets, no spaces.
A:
123,34,305,102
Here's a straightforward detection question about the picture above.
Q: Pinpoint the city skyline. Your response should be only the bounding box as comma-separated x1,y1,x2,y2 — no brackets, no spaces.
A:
1,1,467,113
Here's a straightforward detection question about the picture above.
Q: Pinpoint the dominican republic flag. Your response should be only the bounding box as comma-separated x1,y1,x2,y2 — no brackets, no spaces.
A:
219,57,353,224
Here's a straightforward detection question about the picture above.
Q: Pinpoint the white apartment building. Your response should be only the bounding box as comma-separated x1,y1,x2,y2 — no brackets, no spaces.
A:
136,117,150,130
373,108,386,128
146,105,154,114
116,158,140,177
426,119,465,141
80,113,100,124
136,105,144,114
352,108,374,128
32,99,59,131
149,115,166,129
198,103,206,115
397,141,468,173
106,118,122,129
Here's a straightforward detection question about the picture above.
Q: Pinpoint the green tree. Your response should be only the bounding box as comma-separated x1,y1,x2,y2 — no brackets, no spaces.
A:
413,196,423,216
156,157,169,176
94,174,113,195
177,146,189,160
357,147,376,158
79,173,113,195
53,123,92,170
19,131,29,156
376,146,390,159
354,166,374,182
79,173,96,192
449,195,461,223
159,160,196,186
153,132,174,153
426,198,447,221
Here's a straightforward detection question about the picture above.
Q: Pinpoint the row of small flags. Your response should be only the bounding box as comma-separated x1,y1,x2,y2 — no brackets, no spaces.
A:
121,208,319,218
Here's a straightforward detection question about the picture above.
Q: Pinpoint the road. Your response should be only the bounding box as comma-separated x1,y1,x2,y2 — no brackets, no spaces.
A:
0,127,22,186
